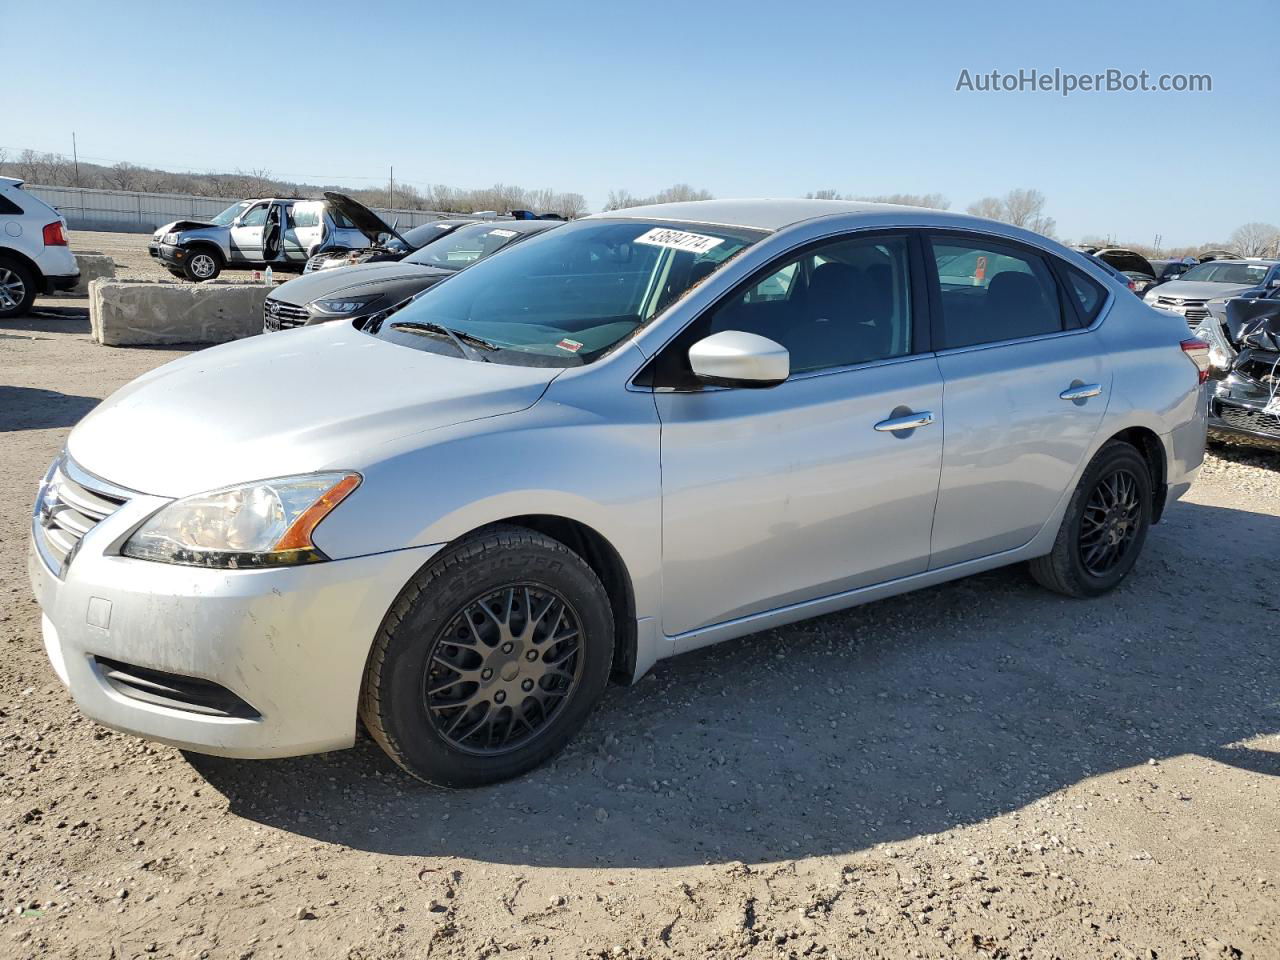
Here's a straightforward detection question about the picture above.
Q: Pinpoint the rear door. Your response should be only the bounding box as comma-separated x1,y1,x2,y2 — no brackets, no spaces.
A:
925,233,1112,568
282,201,324,261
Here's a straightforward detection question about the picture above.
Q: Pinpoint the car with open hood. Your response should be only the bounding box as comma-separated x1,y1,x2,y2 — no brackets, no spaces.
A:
1090,249,1157,294
263,218,560,331
32,199,1207,787
1144,259,1280,328
148,193,391,282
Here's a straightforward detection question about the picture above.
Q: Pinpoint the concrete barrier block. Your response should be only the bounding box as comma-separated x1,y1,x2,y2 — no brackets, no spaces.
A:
90,280,269,346
72,254,116,296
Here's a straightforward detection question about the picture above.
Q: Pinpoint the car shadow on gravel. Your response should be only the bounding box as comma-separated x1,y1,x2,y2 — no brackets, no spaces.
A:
0,386,102,431
191,499,1280,869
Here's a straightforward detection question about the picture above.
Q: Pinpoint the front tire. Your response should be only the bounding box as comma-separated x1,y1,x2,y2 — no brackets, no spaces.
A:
182,248,222,282
1029,440,1152,598
0,259,37,318
360,526,614,787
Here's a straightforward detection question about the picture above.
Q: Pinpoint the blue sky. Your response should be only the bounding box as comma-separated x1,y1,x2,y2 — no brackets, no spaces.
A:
7,0,1277,246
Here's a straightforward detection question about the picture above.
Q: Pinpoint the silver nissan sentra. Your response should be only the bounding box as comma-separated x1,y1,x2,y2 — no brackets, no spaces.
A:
30,199,1209,786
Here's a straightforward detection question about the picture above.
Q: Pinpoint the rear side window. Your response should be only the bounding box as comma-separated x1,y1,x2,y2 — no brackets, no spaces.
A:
290,204,321,228
0,193,23,216
1064,267,1107,324
930,238,1065,349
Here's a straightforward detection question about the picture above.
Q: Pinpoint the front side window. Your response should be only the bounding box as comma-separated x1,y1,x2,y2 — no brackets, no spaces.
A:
931,238,1065,348
238,203,269,228
700,234,915,374
364,219,764,366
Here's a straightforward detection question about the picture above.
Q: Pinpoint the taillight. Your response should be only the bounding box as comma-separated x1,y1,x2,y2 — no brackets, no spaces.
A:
1127,278,1137,292
1180,338,1211,384
42,221,67,246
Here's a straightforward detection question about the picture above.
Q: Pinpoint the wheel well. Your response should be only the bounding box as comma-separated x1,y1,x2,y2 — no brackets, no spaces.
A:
464,515,638,683
0,247,43,284
183,241,223,263
1109,427,1168,523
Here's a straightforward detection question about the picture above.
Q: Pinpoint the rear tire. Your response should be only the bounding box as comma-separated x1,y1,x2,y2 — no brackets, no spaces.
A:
182,248,222,282
1029,440,1152,598
360,526,614,787
0,258,37,318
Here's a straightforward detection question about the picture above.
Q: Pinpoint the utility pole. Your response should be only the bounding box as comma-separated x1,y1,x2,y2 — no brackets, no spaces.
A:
389,166,394,210
1153,233,1161,258
71,132,81,187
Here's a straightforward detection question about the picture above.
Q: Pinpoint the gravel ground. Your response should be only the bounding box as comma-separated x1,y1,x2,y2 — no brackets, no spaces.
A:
2,243,1278,959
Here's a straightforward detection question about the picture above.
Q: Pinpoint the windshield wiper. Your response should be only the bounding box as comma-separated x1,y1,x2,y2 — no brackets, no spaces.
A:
389,321,496,361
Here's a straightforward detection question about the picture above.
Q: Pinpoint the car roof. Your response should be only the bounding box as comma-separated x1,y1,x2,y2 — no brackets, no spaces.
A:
1194,258,1278,266
0,176,22,188
584,198,935,232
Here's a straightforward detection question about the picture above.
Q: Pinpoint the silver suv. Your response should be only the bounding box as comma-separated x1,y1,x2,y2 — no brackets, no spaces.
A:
0,176,79,318
148,194,379,281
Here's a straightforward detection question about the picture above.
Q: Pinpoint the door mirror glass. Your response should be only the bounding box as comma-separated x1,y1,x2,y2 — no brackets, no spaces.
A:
688,330,789,387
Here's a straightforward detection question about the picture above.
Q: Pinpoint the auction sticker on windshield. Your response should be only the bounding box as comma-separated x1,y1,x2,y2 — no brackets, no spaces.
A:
490,228,517,238
634,227,724,255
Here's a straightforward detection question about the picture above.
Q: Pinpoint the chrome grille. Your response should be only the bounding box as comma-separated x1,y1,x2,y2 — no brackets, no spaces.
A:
33,458,131,577
263,297,309,331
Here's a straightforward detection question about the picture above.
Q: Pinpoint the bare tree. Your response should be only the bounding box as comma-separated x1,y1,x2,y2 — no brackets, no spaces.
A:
967,189,1056,237
104,161,141,192
550,192,588,218
805,189,847,200
857,192,950,210
605,184,713,210
1229,222,1280,258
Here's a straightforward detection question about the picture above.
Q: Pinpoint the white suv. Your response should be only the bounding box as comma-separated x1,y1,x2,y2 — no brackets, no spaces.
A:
0,177,79,318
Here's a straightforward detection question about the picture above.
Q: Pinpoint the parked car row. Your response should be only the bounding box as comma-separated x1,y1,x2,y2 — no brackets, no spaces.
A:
32,198,1210,787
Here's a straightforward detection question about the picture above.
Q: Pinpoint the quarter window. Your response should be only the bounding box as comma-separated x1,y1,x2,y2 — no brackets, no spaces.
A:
931,238,1065,348
1064,267,1107,324
702,234,915,374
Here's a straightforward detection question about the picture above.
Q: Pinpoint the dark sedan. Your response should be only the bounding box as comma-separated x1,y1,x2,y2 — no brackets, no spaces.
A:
263,219,561,332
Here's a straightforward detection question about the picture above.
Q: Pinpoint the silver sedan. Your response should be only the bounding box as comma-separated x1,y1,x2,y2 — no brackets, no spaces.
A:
30,200,1209,786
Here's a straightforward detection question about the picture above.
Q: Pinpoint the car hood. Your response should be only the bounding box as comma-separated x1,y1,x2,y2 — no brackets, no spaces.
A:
67,321,559,497
324,192,409,247
152,219,218,240
269,260,454,306
1149,280,1257,301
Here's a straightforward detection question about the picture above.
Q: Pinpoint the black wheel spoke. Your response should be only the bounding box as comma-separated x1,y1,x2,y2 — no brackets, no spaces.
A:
1078,466,1143,577
421,582,585,756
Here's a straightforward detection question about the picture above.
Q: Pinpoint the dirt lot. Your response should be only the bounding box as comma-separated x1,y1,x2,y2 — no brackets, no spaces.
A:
2,240,1278,959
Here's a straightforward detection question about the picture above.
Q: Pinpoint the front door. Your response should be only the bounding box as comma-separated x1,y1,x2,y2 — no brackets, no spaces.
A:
652,232,944,639
925,234,1111,568
228,201,269,262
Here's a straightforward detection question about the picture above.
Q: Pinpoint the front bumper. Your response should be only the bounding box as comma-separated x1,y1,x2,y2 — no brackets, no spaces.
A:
29,498,440,758
147,242,188,267
1207,377,1280,450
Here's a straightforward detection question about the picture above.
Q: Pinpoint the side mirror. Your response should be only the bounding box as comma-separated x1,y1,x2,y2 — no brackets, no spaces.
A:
1269,277,1280,288
688,330,789,388
231,217,242,228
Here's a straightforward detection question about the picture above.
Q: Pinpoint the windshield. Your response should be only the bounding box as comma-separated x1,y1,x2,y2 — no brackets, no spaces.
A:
1178,262,1271,284
400,221,464,251
403,222,537,270
211,201,251,226
365,219,765,365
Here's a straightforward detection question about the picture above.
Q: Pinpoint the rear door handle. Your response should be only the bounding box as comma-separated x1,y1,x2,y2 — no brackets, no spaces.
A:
1059,383,1102,401
874,411,935,432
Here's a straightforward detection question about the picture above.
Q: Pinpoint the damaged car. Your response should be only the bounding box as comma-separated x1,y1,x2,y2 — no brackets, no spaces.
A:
1091,249,1158,295
1194,291,1280,450
149,194,387,281
264,218,560,331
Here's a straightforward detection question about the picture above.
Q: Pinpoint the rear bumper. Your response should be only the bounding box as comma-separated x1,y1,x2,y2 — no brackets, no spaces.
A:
29,517,441,759
42,272,80,294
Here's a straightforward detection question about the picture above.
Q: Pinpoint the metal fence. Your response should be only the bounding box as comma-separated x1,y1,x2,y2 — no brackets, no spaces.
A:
24,184,457,234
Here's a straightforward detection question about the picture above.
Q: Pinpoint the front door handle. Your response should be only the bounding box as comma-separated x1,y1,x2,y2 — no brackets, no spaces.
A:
874,411,935,432
1059,383,1102,401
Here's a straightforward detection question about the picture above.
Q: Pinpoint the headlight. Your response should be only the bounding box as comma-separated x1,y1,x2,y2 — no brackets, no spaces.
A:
122,473,360,568
163,232,180,245
308,296,381,316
